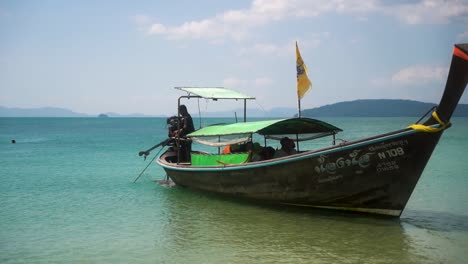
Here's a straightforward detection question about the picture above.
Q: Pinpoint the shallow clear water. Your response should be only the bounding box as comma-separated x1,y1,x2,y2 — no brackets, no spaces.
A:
1,117,467,263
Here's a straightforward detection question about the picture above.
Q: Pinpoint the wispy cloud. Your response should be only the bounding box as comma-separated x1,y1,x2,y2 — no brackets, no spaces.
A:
142,0,375,41
237,38,323,57
391,65,448,85
371,65,448,87
133,14,152,26
146,10,253,41
237,42,293,56
253,77,274,86
384,0,468,25
137,0,468,41
132,14,152,31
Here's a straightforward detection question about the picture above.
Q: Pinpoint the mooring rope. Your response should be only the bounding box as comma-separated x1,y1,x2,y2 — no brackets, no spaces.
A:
134,146,166,183
407,111,450,133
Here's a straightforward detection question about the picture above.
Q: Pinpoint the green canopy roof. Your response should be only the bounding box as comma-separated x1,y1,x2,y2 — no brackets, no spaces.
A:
187,118,342,137
175,87,255,100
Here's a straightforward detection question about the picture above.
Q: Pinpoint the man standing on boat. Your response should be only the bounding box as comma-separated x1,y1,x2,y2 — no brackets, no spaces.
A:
174,105,195,162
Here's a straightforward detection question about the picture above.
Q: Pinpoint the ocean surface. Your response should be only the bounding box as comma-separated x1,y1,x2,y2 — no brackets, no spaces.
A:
1,117,467,264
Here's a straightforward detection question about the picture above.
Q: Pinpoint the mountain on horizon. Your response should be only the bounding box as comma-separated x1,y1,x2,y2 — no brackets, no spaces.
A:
0,106,87,117
300,99,468,117
0,106,156,118
2,100,468,117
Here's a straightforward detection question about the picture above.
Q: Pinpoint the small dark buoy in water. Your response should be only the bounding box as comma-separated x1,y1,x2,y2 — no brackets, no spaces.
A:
11,139,16,144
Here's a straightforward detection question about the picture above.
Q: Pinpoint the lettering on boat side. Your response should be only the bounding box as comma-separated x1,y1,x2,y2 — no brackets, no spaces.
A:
369,140,408,173
368,139,408,152
317,174,343,183
314,149,374,175
376,160,400,172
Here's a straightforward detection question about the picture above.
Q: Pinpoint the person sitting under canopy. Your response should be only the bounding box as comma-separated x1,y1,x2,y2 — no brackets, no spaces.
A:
273,137,297,158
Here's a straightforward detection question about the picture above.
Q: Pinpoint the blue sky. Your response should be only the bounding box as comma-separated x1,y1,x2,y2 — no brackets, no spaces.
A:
1,0,467,116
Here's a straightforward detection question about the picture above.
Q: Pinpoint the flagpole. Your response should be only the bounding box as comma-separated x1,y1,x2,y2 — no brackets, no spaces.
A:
298,98,301,118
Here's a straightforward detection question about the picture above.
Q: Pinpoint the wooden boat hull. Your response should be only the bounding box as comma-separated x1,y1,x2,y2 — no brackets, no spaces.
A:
158,128,443,216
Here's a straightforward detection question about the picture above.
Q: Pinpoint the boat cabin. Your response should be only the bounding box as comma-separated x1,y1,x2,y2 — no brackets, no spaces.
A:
164,87,342,166
184,118,343,166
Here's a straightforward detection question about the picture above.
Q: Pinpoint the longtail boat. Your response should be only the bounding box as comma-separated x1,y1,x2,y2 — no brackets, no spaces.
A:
145,43,467,217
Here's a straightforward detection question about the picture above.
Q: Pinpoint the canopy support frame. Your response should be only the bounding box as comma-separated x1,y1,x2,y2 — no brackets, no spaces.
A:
176,92,253,163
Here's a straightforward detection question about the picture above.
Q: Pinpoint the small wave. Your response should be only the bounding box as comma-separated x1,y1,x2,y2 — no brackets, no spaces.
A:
156,179,176,188
401,209,468,232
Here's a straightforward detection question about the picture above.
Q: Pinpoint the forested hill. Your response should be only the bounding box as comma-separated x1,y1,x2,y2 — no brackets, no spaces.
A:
301,99,468,117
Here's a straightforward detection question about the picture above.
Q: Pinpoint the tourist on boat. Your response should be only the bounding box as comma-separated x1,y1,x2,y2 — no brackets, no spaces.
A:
246,142,262,162
167,117,178,138
260,146,275,160
273,137,298,158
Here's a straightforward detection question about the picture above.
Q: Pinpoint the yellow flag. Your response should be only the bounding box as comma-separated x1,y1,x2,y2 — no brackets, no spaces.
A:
296,41,312,99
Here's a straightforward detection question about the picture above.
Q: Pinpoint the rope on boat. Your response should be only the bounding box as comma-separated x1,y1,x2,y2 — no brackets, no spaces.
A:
134,147,165,183
407,111,450,133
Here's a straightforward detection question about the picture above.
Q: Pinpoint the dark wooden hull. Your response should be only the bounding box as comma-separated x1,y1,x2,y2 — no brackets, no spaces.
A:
157,128,443,216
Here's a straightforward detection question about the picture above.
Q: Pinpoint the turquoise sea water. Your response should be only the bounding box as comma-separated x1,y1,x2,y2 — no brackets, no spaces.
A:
1,117,467,264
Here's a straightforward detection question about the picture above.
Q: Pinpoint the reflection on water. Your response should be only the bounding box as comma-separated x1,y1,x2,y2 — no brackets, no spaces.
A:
401,210,468,264
152,186,425,264
148,183,468,263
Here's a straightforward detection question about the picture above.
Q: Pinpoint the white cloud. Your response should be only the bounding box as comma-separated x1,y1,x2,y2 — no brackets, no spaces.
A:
238,37,322,57
254,77,274,86
370,65,449,87
238,42,293,56
391,65,448,85
142,0,377,41
384,0,468,25
148,23,167,34
139,0,467,41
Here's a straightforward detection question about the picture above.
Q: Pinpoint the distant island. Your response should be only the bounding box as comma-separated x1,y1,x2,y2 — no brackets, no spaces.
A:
300,99,468,117
1,100,467,117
